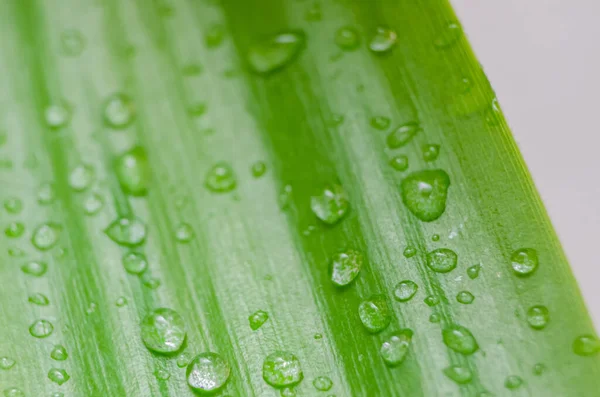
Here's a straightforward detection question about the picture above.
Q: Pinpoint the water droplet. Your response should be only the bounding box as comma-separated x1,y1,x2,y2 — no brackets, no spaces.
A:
50,393,64,397
456,291,474,304
330,250,362,287
310,185,350,225
155,369,171,380
389,155,409,172
403,246,417,258
401,169,450,222
424,295,440,307
8,247,24,257
369,27,397,53
3,387,24,397
103,93,135,129
429,313,441,323
83,193,104,215
314,333,323,340
279,184,293,210
122,252,148,275
328,114,344,126
370,116,391,130
205,162,236,192
175,223,194,243
0,357,15,370
431,234,440,242
31,223,61,250
115,296,128,307
29,319,54,338
104,217,147,247
115,147,150,196
48,368,70,385
443,365,472,384
467,264,481,279
312,376,333,391
485,98,502,126
511,248,538,276
573,334,600,356
380,329,413,366
68,163,95,191
50,345,68,361
442,324,478,355
4,198,23,214
526,305,549,330
38,182,56,205
263,351,303,388
427,248,457,273
393,280,418,302
5,222,25,238
21,261,48,277
45,102,72,129
422,144,440,162
61,29,85,56
185,352,230,392
252,161,267,178
305,2,322,21
142,274,161,289
205,24,226,48
141,308,186,354
175,353,191,368
247,31,306,74
434,22,462,49
533,363,546,375
280,387,296,397
335,26,360,50
249,310,269,331
504,375,523,390
386,122,421,148
358,295,391,333
29,293,50,306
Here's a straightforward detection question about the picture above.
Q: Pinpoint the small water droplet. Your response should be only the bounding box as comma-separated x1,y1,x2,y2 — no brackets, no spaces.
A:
467,264,481,279
45,101,72,129
504,375,523,390
442,324,478,355
4,198,23,214
176,352,192,368
312,376,332,391
526,305,549,330
205,162,236,192
122,252,148,275
104,217,147,247
424,295,440,307
443,365,472,384
403,246,417,258
386,122,421,148
83,193,104,215
21,261,48,277
32,223,62,250
389,155,409,172
8,247,25,257
280,387,296,397
50,345,68,361
175,223,194,243
358,295,391,334
511,248,538,276
485,98,502,126
328,114,344,126
422,144,440,162
251,161,267,178
5,222,25,238
370,116,390,130
330,250,362,287
401,169,450,222
29,293,50,306
0,357,15,370
50,392,64,397
247,31,306,74
185,352,230,392
29,319,54,338
427,248,457,273
38,182,56,205
310,185,350,225
142,274,161,289
533,363,546,375
141,308,186,354
393,280,418,302
263,351,303,388
61,29,85,56
434,22,462,49
205,24,226,48
115,147,150,196
429,313,441,323
3,387,24,397
68,163,95,191
249,310,269,331
305,2,322,21
103,93,135,129
380,329,412,366
456,291,474,304
335,26,360,50
155,368,171,380
48,368,70,385
369,27,397,53
115,296,128,307
573,334,600,356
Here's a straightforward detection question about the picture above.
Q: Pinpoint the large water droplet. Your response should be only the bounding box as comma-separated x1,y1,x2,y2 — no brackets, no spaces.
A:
51,345,68,361
443,365,472,384
48,368,70,385
263,351,303,388
369,27,397,53
186,352,230,393
526,305,549,330
122,252,148,275
358,295,391,334
442,324,478,355
310,185,350,225
103,93,135,129
335,26,360,50
29,319,54,338
393,280,418,302
31,223,61,250
104,217,147,247
401,170,450,222
427,248,457,273
247,31,306,74
249,310,269,331
573,334,600,356
21,261,48,277
205,162,236,192
115,147,150,196
68,163,95,191
312,376,333,391
456,291,474,304
380,329,412,366
29,293,50,306
510,248,538,276
386,122,420,148
504,375,523,390
141,308,186,354
330,250,362,287
0,357,15,370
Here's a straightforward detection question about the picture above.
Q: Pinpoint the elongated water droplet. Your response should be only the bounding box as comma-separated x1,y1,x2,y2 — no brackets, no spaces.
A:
122,252,148,275
401,170,450,222
115,147,150,196
32,223,61,250
263,351,303,388
386,122,420,148
434,22,462,49
141,308,186,354
83,193,104,215
5,222,25,238
335,26,360,50
247,31,306,74
104,217,147,247
511,248,538,276
312,376,333,391
330,250,362,287
456,291,474,304
389,155,409,172
4,198,23,214
205,162,236,192
21,261,48,277
370,116,390,130
104,93,135,128
427,248,457,273
310,185,350,225
380,329,413,366
48,368,70,385
467,264,481,279
249,310,269,331
422,144,440,162
369,27,397,53
358,295,391,334
205,24,226,48
29,319,54,338
29,293,50,306
504,375,523,390
443,366,472,384
61,29,85,56
393,280,418,302
186,352,230,393
0,357,15,370
68,163,95,191
51,345,68,361
251,161,267,178
45,102,72,129
442,324,478,355
573,334,600,356
526,305,549,330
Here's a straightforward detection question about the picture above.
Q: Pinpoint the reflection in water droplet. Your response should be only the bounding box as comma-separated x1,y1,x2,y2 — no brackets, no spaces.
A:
103,93,135,129
263,351,303,388
401,170,450,222
330,250,362,287
310,185,350,225
29,319,54,338
526,305,549,330
380,329,412,366
249,310,269,331
511,248,538,276
387,122,421,148
369,27,397,53
104,217,147,247
247,31,306,74
442,324,478,355
393,280,418,302
427,248,458,273
115,147,150,196
335,26,360,51
358,295,391,333
141,308,186,354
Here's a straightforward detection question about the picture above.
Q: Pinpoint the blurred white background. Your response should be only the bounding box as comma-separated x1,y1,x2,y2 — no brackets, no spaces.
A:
452,0,600,325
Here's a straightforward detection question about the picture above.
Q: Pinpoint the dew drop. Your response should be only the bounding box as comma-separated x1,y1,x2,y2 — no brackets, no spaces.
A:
429,313,441,323
175,223,194,243
48,368,70,385
434,22,462,49
31,223,61,250
389,155,409,172
279,185,293,210
573,334,600,356
526,305,549,330
504,375,523,390
50,345,68,361
60,29,85,56
401,170,451,222
263,351,303,388
427,248,457,273
29,293,50,306
115,147,150,196
312,376,333,391
335,26,360,50
44,102,72,129
358,295,391,334
369,27,397,53
122,252,148,275
442,324,478,355
83,193,104,215
204,24,226,48
3,387,24,397
37,182,56,205
104,217,147,247
5,222,25,238
251,161,267,178
393,280,418,302
249,310,269,331
443,365,472,384
205,162,236,192
380,329,413,366
68,163,95,191
424,295,440,307
386,122,420,148
467,264,481,279
115,296,128,307
330,250,362,287
533,363,546,375
511,248,538,276
310,185,349,225
247,31,306,74
456,291,474,304
142,275,161,289
422,144,440,162
403,246,417,258
29,319,54,338
103,93,135,129
21,261,48,277
370,116,391,130
141,308,186,354
4,198,23,214
0,357,15,370
314,333,323,340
